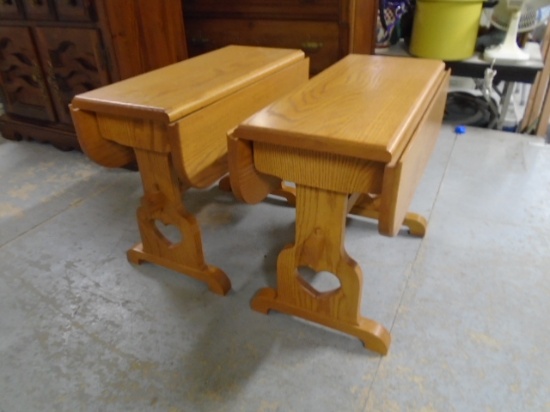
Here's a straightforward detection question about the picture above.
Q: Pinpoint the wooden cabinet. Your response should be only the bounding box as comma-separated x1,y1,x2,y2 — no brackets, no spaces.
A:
182,0,377,75
0,0,187,150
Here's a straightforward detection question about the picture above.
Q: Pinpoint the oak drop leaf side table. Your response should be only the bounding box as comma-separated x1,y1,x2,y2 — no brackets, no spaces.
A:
70,46,309,296
229,54,450,354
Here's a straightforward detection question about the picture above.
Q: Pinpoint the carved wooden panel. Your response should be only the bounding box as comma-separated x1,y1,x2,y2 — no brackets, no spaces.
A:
0,0,187,150
20,0,56,20
34,27,110,124
53,0,96,22
0,26,55,121
0,0,24,19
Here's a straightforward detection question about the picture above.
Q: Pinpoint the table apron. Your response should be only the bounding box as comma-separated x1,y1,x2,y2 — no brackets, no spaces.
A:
253,142,385,194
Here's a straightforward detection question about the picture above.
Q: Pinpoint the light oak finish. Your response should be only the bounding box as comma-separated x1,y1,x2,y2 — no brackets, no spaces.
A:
229,55,449,353
71,46,309,294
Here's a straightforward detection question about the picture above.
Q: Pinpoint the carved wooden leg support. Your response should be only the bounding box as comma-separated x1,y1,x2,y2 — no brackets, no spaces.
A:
271,182,296,206
349,193,428,237
251,185,391,354
219,174,296,206
127,149,231,295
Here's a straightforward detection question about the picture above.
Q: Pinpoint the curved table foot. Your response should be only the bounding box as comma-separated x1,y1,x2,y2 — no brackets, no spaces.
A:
349,194,428,238
404,213,427,237
250,287,277,314
128,243,231,296
250,286,390,354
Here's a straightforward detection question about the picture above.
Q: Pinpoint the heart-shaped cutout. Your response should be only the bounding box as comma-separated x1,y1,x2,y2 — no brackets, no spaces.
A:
297,266,341,294
153,220,183,245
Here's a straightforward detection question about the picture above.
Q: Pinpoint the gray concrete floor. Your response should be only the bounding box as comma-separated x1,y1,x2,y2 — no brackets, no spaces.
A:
0,125,549,412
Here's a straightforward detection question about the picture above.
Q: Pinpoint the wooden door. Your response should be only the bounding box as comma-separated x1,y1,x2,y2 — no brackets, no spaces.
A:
0,26,56,121
34,26,111,124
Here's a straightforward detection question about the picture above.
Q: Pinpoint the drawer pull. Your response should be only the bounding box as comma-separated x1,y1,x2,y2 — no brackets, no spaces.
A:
301,41,323,53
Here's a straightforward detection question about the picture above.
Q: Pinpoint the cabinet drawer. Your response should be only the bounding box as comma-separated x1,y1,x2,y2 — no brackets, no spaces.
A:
20,0,56,20
53,0,95,21
183,0,338,20
0,0,24,19
186,19,339,74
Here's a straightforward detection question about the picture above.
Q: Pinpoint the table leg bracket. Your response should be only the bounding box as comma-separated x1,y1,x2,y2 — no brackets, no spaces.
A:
128,243,231,295
251,287,391,354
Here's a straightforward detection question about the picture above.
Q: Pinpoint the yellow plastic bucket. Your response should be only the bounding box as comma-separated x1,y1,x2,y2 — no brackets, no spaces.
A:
409,0,483,60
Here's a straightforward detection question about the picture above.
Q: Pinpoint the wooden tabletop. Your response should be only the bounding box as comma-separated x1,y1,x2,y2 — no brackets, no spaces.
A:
235,54,445,163
71,45,305,123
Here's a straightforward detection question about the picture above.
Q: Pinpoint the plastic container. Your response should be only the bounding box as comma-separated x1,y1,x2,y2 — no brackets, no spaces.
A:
409,0,483,60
